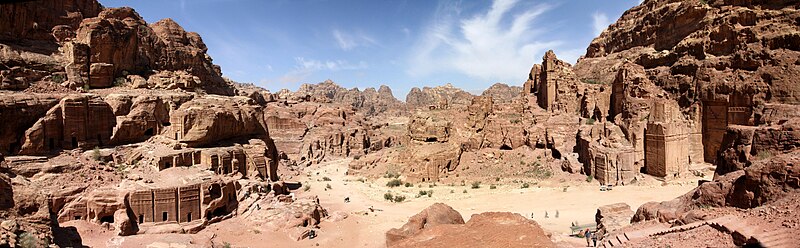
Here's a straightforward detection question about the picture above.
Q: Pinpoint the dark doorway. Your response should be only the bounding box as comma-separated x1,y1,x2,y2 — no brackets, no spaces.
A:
187,212,192,222
97,134,103,146
71,137,78,148
499,144,512,150
139,214,144,223
144,128,154,136
49,138,55,150
100,215,114,223
74,215,81,220
162,212,168,221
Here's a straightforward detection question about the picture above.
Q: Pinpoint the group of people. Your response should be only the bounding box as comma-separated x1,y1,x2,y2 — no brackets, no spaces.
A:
583,228,597,247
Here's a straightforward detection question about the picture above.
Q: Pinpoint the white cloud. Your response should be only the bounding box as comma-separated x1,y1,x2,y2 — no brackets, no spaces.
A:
407,0,564,83
295,57,367,71
273,57,368,85
332,29,376,51
591,12,611,36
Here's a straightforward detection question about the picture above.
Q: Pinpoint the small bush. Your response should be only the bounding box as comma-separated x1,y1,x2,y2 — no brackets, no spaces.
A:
450,189,455,193
586,118,595,125
303,185,310,192
404,182,413,187
426,190,433,197
18,232,44,248
462,189,468,193
113,77,126,87
471,181,481,189
586,175,593,182
325,183,332,190
92,147,101,161
384,171,400,179
490,185,497,189
521,182,530,189
495,177,500,182
322,176,331,181
384,192,393,201
82,84,90,91
419,190,428,196
387,179,403,187
393,195,406,202
757,150,773,160
357,178,365,183
51,74,65,84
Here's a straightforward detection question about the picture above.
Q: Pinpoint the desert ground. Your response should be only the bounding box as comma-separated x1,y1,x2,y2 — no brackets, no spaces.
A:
66,158,699,247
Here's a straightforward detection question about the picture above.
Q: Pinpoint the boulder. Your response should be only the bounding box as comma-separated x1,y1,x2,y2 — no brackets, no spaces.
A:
389,211,555,248
595,203,634,236
385,203,465,247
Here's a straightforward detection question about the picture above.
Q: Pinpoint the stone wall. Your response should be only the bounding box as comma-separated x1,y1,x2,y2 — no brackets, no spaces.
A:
18,95,115,155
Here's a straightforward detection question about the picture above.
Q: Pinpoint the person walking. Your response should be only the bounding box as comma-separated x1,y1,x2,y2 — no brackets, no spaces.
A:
584,228,591,247
591,231,598,247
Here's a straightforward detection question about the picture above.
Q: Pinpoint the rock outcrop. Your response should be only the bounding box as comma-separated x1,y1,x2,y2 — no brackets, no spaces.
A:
385,203,465,246
481,83,521,103
1,0,232,94
406,83,474,110
294,80,403,115
388,204,555,248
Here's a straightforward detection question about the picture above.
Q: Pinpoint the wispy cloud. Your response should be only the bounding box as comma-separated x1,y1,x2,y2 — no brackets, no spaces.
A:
295,57,367,71
332,29,376,50
407,0,563,83
591,12,611,36
274,57,368,84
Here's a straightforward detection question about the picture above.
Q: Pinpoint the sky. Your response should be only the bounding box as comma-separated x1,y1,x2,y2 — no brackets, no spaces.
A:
99,0,640,97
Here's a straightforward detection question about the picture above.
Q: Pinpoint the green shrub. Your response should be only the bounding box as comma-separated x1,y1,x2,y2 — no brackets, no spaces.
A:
490,185,497,189
426,190,433,197
384,192,394,201
462,189,468,193
586,118,595,125
404,182,413,187
92,147,101,161
393,195,406,202
419,190,428,196
51,74,65,84
325,183,332,190
471,181,481,189
18,232,44,248
386,179,403,187
586,175,593,182
521,182,530,189
757,150,773,160
322,176,331,181
384,171,400,179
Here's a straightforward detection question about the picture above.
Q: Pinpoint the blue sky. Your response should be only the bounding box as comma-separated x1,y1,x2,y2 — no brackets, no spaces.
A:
99,0,640,96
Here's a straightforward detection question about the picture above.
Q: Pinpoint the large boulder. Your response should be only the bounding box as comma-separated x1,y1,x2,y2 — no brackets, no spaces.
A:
167,96,271,147
389,211,555,248
385,203,465,247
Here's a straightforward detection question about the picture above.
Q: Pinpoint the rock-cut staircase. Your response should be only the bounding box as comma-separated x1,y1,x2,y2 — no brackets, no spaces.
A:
600,215,794,248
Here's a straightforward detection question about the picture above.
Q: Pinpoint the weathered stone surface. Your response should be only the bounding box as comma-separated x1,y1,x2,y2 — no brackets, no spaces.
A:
0,0,102,41
19,94,116,155
109,93,193,145
167,96,270,147
390,211,555,248
386,203,465,247
295,80,403,115
0,94,62,154
408,115,450,143
481,83,521,104
0,174,12,210
595,203,634,236
406,83,474,110
576,122,637,185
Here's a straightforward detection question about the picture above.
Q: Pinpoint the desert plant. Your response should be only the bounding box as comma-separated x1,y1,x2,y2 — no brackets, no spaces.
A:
18,232,44,248
51,74,65,84
303,185,310,192
386,179,403,187
426,190,433,197
471,181,481,189
222,242,232,248
322,176,331,181
393,195,406,202
450,189,455,193
586,175,593,182
586,118,595,125
92,147,101,161
384,192,394,201
757,150,773,160
357,178,366,183
82,84,90,91
325,183,332,190
489,185,497,189
462,189,468,193
384,171,400,179
521,182,530,189
404,182,413,187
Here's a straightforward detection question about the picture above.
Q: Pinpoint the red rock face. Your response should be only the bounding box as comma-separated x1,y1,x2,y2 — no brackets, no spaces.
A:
0,0,102,41
18,95,116,155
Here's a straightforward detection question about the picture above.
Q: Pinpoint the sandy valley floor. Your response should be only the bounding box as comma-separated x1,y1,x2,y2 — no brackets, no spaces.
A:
72,158,700,247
